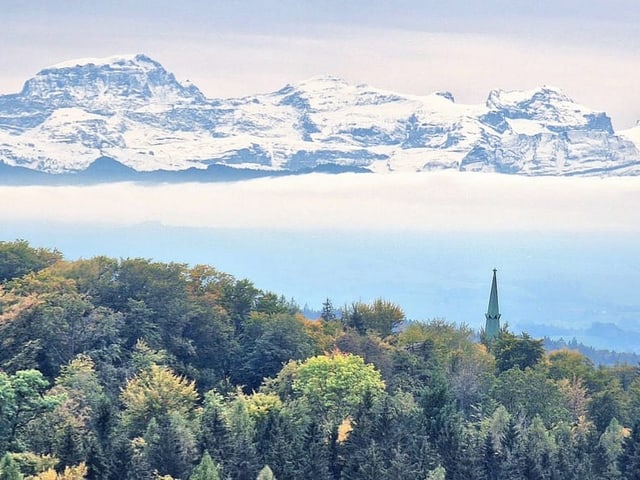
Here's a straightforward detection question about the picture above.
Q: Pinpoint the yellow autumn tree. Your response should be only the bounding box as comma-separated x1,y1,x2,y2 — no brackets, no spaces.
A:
120,364,199,435
30,462,87,480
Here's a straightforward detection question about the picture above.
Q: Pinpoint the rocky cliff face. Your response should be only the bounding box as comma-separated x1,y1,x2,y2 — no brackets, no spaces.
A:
0,54,638,176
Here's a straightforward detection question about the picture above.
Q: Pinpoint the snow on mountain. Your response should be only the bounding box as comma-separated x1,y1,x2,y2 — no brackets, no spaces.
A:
619,122,640,149
0,54,638,176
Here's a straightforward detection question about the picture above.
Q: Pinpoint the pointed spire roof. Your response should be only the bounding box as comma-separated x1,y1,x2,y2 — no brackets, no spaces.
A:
484,268,501,341
486,268,500,320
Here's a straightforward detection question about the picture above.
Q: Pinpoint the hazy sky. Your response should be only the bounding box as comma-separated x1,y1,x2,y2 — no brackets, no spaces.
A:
1,0,639,129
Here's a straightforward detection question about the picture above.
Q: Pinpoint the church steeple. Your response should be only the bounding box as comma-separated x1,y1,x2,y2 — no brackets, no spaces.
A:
485,268,501,340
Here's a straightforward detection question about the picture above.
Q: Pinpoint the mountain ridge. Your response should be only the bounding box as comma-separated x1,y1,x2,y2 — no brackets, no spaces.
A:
1,53,639,180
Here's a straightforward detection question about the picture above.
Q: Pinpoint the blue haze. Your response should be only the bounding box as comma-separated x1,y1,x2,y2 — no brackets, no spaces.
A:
4,222,640,351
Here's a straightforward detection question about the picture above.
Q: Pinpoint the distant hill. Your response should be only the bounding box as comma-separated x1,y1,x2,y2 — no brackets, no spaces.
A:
544,336,640,366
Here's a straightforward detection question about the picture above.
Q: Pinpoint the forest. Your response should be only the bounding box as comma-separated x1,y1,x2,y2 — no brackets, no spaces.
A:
1,239,640,479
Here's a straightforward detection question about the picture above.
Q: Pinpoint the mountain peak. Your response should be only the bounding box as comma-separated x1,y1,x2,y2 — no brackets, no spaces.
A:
484,85,613,131
486,85,570,111
45,53,158,70
20,53,204,110
288,75,351,92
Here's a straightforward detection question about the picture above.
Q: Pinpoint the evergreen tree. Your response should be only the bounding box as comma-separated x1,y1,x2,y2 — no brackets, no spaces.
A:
190,452,221,480
620,421,640,480
297,421,331,480
198,392,230,465
420,370,464,477
483,432,501,480
223,398,259,480
520,416,555,480
339,392,378,480
257,465,276,480
254,410,295,480
85,437,109,480
56,425,84,470
0,454,23,480
143,415,197,480
496,417,523,480
321,298,336,322
104,435,135,480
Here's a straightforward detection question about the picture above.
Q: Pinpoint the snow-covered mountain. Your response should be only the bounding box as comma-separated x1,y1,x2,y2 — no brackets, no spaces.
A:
1,53,639,177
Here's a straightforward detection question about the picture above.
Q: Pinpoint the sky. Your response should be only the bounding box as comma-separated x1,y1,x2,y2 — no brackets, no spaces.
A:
1,0,639,129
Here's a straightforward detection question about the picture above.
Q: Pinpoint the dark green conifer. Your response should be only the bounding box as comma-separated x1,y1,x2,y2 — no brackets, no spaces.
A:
0,454,22,480
621,422,640,480
190,451,221,480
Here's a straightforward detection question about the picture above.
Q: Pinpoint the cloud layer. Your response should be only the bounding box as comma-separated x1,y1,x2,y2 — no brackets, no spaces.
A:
1,172,638,232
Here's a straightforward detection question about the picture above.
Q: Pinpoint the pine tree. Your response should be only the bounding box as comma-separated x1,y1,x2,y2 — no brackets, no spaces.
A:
298,421,331,480
320,299,336,322
483,433,501,480
56,425,84,470
420,371,464,477
620,421,640,480
198,394,230,466
254,410,294,480
256,465,275,480
85,437,109,480
189,452,221,480
0,454,23,480
145,415,197,480
223,398,259,480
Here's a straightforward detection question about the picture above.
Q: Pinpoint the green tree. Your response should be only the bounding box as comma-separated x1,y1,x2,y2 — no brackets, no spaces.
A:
491,331,544,373
520,416,556,480
342,299,404,337
0,287,122,378
219,279,260,333
256,465,275,480
420,370,466,479
222,395,259,480
0,240,61,284
596,417,625,479
341,391,431,480
619,421,640,480
107,259,191,360
0,453,23,480
182,301,234,391
190,452,220,480
589,380,629,434
546,349,596,384
238,313,315,390
426,466,446,480
296,420,331,480
491,367,570,426
0,370,62,452
255,293,296,316
30,353,108,460
143,414,197,480
47,256,119,307
198,391,230,465
320,298,336,322
292,352,385,429
84,436,109,480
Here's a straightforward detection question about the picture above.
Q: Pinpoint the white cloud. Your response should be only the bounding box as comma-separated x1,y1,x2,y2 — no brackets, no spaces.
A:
1,172,638,232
